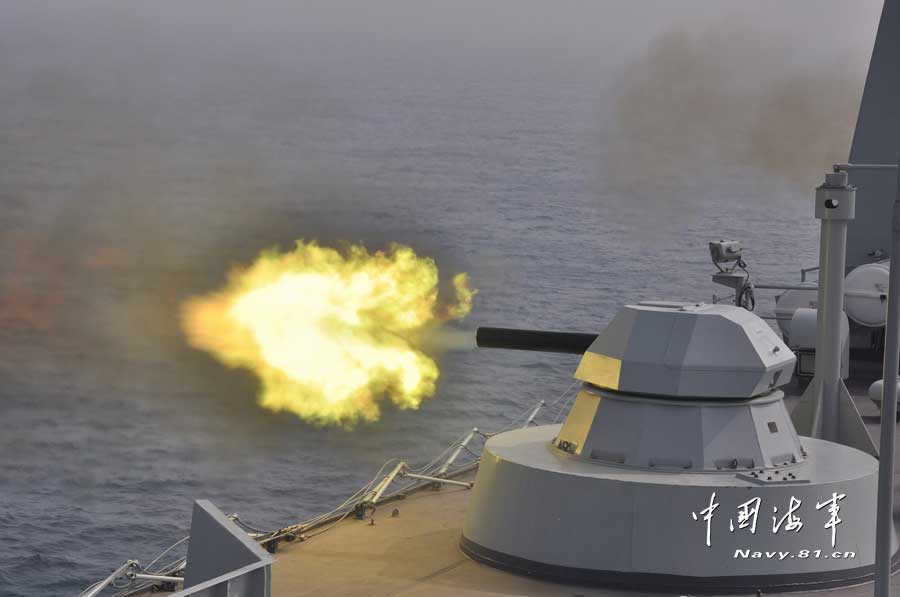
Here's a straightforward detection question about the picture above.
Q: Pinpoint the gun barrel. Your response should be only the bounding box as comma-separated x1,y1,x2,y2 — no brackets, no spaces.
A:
475,327,597,355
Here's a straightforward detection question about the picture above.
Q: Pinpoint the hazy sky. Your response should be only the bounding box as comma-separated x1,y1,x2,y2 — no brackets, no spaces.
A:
1,1,883,82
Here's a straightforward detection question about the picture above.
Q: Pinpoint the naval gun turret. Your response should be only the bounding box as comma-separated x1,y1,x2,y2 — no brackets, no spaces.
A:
463,302,896,593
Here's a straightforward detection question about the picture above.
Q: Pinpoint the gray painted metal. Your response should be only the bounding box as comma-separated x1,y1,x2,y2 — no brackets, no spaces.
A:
755,284,820,291
170,561,272,597
875,163,900,597
82,560,138,597
788,308,850,379
835,163,899,172
170,500,273,597
817,172,854,442
791,174,877,458
400,471,473,487
435,427,478,476
562,387,803,471
793,378,825,439
846,0,900,267
868,378,900,405
845,168,898,266
466,288,889,589
792,354,876,460
363,461,405,506
579,303,794,399
131,573,184,584
464,425,896,587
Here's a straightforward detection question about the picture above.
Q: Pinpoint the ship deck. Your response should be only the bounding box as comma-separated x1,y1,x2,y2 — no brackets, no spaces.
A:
269,368,900,596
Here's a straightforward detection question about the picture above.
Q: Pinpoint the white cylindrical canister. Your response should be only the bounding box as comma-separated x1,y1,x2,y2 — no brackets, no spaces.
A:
844,260,890,327
774,286,817,337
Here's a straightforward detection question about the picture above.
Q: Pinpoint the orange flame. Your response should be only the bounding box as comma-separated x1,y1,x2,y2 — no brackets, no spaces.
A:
180,240,475,426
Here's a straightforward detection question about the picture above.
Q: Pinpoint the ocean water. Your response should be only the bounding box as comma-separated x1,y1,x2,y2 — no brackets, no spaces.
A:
0,2,880,595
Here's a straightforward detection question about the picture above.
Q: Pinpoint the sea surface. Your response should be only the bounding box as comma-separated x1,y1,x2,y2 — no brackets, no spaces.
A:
0,2,880,595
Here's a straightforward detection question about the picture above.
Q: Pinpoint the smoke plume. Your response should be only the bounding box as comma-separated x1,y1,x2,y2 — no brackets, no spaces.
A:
605,15,872,199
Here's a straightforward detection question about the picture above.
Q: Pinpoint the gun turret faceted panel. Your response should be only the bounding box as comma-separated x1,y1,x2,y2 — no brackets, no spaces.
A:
575,302,795,399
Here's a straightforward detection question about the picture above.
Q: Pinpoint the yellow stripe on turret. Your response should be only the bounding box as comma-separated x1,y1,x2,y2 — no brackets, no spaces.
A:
574,352,621,390
554,388,601,455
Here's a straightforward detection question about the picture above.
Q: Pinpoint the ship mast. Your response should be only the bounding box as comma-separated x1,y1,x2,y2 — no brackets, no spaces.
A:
875,160,900,597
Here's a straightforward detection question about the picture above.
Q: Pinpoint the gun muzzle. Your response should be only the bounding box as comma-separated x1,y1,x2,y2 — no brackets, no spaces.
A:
475,327,597,355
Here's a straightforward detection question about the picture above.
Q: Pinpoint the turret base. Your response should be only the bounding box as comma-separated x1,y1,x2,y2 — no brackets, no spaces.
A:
462,425,898,593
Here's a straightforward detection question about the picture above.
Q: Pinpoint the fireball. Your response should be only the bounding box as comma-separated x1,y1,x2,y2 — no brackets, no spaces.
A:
180,240,475,426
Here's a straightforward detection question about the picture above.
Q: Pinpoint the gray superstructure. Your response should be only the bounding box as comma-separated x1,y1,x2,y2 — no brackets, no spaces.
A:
846,0,900,268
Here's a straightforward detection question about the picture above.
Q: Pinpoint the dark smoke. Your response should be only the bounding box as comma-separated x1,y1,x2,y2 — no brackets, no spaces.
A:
603,13,875,214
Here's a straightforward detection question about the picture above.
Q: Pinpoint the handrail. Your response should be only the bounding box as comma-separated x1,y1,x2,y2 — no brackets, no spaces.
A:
753,283,817,291
801,266,819,282
81,561,137,597
166,560,270,597
833,162,899,171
